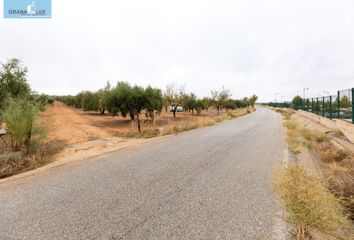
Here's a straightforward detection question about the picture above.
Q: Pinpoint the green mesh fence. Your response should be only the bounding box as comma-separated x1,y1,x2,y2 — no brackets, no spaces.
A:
266,88,353,123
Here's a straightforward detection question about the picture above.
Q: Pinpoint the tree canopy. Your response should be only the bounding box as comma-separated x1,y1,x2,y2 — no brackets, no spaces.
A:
0,58,31,109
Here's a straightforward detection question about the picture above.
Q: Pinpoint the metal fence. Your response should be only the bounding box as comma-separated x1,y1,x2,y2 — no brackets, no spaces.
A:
267,88,354,124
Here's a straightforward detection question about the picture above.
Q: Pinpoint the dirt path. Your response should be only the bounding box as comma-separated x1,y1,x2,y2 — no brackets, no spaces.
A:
37,102,112,145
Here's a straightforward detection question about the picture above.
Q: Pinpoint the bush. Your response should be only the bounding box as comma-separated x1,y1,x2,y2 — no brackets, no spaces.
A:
272,164,350,240
2,101,37,151
326,161,354,220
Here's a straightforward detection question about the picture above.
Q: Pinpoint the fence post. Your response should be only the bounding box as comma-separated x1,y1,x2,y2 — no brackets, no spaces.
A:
311,98,314,113
337,91,340,119
316,98,319,115
322,97,325,117
329,96,332,119
352,88,354,124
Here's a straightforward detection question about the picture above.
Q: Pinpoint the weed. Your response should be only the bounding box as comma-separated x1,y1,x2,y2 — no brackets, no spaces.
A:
272,164,351,240
284,119,302,154
203,119,216,126
326,160,354,220
302,140,313,149
0,140,65,178
284,119,299,130
333,150,349,162
275,108,295,119
315,143,349,163
2,101,37,151
334,129,345,138
313,132,330,143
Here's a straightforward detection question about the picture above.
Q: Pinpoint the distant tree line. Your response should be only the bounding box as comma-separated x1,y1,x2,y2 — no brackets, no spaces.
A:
267,95,352,111
56,82,258,133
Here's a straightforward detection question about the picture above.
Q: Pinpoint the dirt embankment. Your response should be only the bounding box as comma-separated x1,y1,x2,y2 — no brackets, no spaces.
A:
272,107,354,240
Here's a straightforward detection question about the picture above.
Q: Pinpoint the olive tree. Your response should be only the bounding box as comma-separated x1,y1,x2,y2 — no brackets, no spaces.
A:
202,97,213,111
97,81,111,115
0,58,31,110
80,91,99,111
183,93,197,114
165,83,185,118
249,95,258,108
211,86,232,113
145,86,163,126
105,81,134,119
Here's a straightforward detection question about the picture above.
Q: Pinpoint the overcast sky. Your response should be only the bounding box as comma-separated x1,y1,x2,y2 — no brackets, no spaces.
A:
0,0,353,101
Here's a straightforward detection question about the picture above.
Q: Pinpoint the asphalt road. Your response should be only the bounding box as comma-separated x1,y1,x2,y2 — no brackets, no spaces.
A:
0,108,286,240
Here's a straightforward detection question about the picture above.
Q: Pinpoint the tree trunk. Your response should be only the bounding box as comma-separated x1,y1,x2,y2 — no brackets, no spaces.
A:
130,112,135,121
172,110,176,118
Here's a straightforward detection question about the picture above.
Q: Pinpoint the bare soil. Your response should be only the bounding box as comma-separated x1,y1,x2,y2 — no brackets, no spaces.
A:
37,102,112,145
36,102,247,145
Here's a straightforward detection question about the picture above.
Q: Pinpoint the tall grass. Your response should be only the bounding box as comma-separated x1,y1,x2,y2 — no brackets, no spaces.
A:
272,164,351,240
284,119,302,154
275,108,295,119
2,101,37,151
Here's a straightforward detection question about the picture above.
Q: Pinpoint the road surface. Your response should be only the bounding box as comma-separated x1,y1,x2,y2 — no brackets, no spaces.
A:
0,108,286,240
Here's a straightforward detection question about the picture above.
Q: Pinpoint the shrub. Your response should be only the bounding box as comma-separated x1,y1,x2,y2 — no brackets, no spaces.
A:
326,161,354,220
272,164,350,240
2,101,37,151
284,119,299,130
284,120,302,154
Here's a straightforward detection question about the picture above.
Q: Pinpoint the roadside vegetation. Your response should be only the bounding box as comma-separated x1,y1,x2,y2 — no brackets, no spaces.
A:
272,107,354,240
273,164,350,240
0,58,58,178
0,58,258,178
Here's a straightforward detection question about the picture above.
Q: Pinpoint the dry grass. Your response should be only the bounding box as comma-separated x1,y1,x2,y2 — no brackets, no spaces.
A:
334,129,345,138
272,164,352,240
284,119,302,154
114,107,254,138
0,129,65,178
316,143,349,163
0,143,64,178
275,108,295,119
326,157,354,221
284,116,354,222
278,110,354,237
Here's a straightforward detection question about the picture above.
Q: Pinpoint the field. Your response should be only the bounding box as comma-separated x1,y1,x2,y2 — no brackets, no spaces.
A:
0,102,253,178
36,102,253,145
